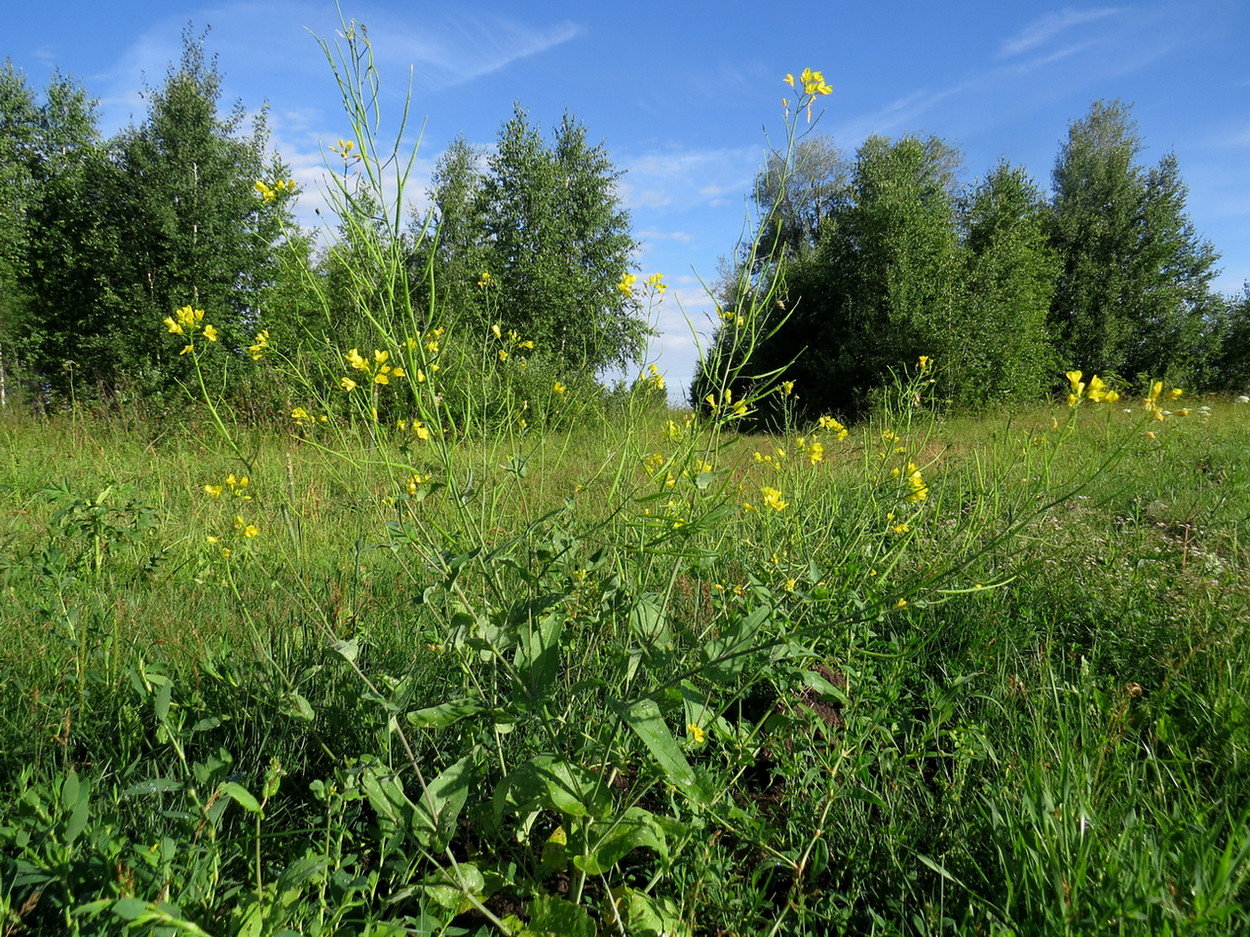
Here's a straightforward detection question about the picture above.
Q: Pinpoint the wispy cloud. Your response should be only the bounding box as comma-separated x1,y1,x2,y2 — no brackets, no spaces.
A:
618,145,758,215
378,14,582,92
997,7,1120,59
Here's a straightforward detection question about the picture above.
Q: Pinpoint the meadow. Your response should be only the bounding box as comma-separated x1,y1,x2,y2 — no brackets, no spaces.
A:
3,28,1250,937
2,380,1249,936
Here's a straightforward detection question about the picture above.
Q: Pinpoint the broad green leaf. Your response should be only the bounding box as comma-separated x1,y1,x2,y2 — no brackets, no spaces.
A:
494,755,611,823
332,638,359,663
573,807,668,875
701,604,771,681
63,771,90,845
411,756,474,849
110,897,151,921
523,894,596,937
408,698,487,729
280,691,314,722
628,594,670,645
611,699,712,805
609,887,691,937
220,781,260,814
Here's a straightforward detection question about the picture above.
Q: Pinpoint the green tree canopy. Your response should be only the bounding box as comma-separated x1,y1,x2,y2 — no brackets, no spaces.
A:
423,105,646,373
1048,99,1219,383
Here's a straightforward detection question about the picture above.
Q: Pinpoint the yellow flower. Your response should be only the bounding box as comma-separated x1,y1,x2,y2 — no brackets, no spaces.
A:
248,330,269,360
904,463,928,503
243,524,259,539
491,323,502,339
340,377,357,391
781,380,795,396
918,355,931,372
1167,387,1183,400
687,722,705,744
553,381,566,395
174,305,204,327
647,272,667,294
163,316,184,335
799,67,832,96
617,272,638,297
783,73,795,87
478,271,493,289
254,180,276,201
498,349,508,362
345,348,368,371
202,324,218,342
290,407,309,422
761,486,788,512
808,441,824,465
426,339,439,353
204,484,223,498
374,371,389,384
179,344,194,356
895,598,908,609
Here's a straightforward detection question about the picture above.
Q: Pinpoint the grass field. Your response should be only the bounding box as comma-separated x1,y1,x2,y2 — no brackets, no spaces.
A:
2,385,1249,936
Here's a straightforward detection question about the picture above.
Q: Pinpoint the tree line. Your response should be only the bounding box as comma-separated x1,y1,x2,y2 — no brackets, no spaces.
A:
3,31,1248,422
697,100,1250,422
0,31,643,414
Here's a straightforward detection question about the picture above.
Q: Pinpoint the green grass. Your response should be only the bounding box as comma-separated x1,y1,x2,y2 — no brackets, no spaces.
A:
2,395,1249,936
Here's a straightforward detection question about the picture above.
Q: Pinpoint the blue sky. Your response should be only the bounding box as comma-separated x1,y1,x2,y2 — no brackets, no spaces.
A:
7,1,1250,396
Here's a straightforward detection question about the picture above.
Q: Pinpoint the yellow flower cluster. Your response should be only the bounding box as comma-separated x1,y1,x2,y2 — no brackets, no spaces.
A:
784,67,833,97
1143,380,1183,419
253,179,295,202
341,348,404,392
204,473,252,501
329,139,361,163
396,418,431,441
490,325,535,368
405,473,432,495
248,330,269,360
903,463,928,503
760,486,789,512
289,407,329,428
818,415,848,441
639,364,666,394
477,270,493,289
163,305,218,356
1066,370,1121,407
783,67,834,121
704,388,748,418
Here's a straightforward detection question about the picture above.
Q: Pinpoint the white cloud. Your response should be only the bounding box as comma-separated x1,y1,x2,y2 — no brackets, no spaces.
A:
997,7,1121,59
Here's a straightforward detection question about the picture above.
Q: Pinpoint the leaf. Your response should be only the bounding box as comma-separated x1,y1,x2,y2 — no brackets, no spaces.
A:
494,755,611,823
523,894,596,937
220,781,261,814
514,606,565,702
111,897,151,921
701,604,771,681
410,756,474,850
609,887,691,937
332,638,359,664
280,691,315,722
628,594,670,646
408,698,488,729
63,771,90,845
124,777,185,797
610,699,712,805
573,807,669,875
